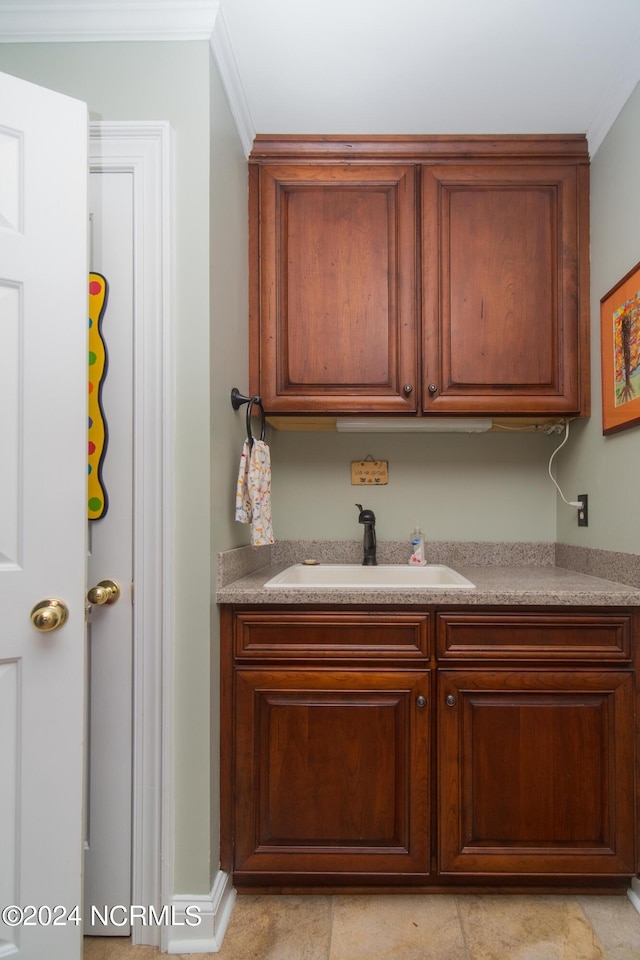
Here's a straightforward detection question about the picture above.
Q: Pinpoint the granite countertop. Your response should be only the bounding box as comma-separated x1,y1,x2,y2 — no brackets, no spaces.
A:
216,562,640,607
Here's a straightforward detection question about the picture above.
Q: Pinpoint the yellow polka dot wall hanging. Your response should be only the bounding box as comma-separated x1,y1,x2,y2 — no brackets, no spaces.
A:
88,273,109,520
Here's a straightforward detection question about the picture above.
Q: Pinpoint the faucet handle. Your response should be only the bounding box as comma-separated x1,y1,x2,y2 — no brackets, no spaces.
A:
356,503,376,523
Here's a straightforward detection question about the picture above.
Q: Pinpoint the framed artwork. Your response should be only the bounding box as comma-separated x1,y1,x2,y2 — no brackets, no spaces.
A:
600,260,640,434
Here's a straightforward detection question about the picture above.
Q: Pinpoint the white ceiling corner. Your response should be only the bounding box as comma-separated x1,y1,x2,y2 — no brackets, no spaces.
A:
0,0,255,153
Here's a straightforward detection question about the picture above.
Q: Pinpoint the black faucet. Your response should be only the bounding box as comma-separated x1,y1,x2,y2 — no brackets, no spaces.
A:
356,504,377,566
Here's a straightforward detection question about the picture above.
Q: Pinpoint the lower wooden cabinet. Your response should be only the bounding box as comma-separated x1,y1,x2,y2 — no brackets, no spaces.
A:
222,605,638,889
438,669,635,877
233,668,431,881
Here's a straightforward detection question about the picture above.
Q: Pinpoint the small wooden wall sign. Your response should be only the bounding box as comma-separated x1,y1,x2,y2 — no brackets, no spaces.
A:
351,458,389,485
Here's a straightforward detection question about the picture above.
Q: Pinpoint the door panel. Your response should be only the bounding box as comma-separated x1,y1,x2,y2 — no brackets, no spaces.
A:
422,163,582,414
254,163,418,413
234,669,430,880
0,71,87,960
438,670,635,876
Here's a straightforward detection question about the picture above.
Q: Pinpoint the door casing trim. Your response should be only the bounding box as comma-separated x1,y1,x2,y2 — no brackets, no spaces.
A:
89,121,174,949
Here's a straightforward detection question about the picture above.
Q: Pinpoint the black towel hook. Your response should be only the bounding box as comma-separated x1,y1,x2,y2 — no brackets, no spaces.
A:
231,387,266,448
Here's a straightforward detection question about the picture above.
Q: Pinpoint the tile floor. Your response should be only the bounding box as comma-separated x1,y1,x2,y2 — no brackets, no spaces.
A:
83,892,640,960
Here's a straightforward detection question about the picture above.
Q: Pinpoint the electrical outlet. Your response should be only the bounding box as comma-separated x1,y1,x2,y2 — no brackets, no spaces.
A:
577,494,588,527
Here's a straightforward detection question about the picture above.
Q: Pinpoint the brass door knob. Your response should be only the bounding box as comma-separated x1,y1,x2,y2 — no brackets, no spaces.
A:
87,579,121,606
30,599,69,632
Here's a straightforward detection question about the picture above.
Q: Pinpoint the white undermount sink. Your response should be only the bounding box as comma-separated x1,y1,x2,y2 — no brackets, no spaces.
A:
265,563,475,589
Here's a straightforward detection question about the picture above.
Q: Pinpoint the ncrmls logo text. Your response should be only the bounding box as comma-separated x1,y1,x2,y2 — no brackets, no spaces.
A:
90,905,201,927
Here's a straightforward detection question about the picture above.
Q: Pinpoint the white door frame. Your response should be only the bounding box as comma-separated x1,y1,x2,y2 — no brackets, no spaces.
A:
89,121,174,949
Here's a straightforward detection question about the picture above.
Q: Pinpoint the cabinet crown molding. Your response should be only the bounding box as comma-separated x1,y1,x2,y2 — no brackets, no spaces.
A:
250,134,590,163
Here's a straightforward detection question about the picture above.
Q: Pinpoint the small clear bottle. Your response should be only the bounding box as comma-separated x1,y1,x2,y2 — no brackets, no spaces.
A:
409,526,427,566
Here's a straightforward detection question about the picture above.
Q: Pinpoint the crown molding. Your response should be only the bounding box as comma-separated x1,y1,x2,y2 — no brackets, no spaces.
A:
586,28,640,157
0,0,256,155
209,6,254,156
0,1,219,42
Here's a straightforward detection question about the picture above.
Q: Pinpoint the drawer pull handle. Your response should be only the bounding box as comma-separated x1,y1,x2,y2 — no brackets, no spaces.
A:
428,383,438,394
416,695,427,708
445,694,457,707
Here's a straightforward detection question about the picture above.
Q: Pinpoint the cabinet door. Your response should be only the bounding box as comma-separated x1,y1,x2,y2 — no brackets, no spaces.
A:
422,163,588,415
438,670,635,876
251,164,417,413
233,669,430,881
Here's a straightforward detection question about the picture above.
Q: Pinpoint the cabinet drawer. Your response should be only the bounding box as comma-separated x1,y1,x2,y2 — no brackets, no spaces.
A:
235,612,430,660
436,612,633,662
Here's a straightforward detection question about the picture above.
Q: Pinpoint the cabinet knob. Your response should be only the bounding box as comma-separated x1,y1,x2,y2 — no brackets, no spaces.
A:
416,695,427,708
403,383,413,395
445,694,457,707
428,383,438,395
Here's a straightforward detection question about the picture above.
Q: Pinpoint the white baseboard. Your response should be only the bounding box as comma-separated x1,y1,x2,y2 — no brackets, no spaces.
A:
628,877,640,916
165,871,236,954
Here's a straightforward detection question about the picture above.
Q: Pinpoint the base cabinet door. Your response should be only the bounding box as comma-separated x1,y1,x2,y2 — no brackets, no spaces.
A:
438,670,635,877
233,669,430,882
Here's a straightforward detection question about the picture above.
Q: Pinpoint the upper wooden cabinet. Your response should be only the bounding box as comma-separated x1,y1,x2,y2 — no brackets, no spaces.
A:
250,161,418,414
249,136,590,418
422,163,586,415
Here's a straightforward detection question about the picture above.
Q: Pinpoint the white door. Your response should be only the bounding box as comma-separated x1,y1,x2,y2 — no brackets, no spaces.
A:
83,168,134,935
0,71,88,960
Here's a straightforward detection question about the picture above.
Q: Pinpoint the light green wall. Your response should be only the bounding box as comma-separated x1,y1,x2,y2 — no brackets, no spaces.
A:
208,47,250,879
269,430,559,542
208,58,251,561
557,79,640,553
0,41,213,893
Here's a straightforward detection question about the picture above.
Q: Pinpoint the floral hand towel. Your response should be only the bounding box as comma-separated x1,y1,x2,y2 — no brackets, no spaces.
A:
235,439,274,546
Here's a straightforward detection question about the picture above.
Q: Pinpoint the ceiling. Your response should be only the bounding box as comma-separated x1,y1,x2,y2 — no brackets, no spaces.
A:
2,0,640,155
221,0,640,151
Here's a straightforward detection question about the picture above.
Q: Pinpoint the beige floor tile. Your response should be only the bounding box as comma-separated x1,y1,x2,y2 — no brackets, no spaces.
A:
330,894,467,960
82,893,640,960
213,894,332,960
456,895,607,960
577,895,640,960
83,936,160,959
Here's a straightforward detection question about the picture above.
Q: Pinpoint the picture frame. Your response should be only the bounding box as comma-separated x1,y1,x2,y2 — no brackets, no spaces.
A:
600,259,640,435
